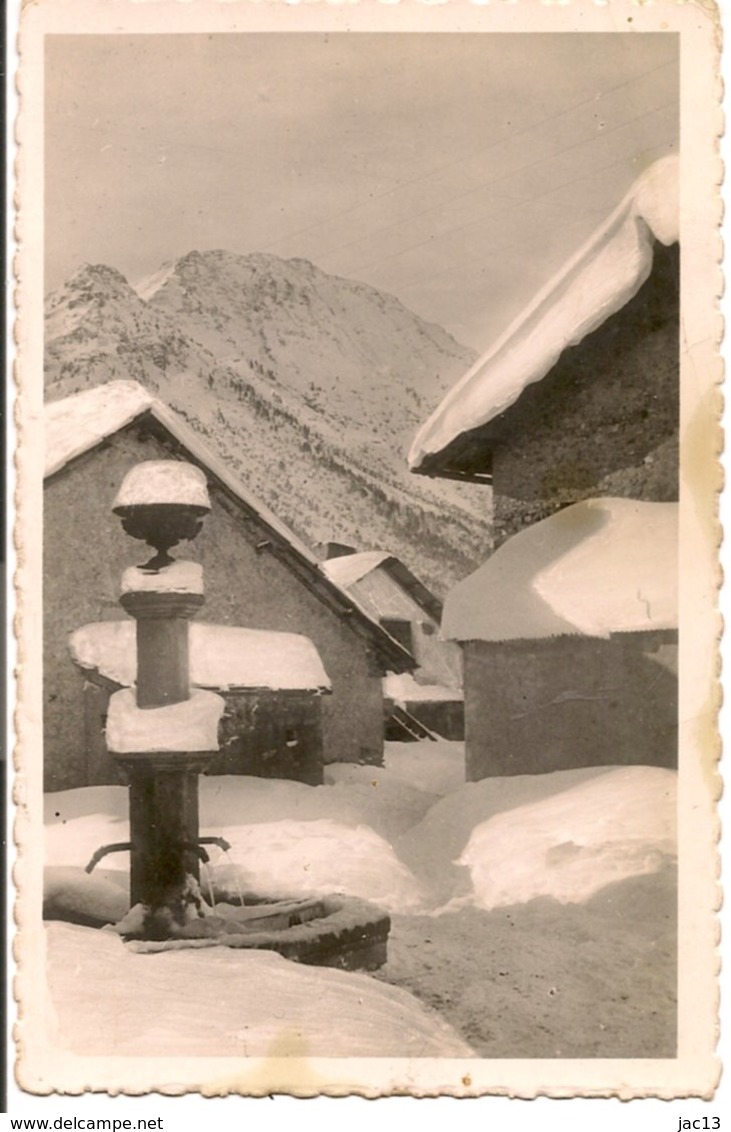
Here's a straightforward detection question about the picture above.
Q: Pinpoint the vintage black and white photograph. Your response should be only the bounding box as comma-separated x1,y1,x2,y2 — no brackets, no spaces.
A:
11,0,721,1101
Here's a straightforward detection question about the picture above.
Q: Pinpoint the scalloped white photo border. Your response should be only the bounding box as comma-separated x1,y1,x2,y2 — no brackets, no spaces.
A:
8,0,723,1103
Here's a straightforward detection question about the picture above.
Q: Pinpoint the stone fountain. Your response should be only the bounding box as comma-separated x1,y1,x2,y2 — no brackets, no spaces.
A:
86,459,390,969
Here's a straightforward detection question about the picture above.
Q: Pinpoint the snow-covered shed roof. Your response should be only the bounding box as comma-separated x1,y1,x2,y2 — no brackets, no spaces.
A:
45,381,414,674
441,498,677,642
70,620,332,692
322,551,443,622
409,156,679,480
322,551,391,589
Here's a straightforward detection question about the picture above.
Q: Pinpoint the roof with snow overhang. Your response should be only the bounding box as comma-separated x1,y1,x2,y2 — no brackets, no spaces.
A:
441,497,677,642
45,381,414,674
322,551,443,622
322,551,392,590
409,156,679,480
71,621,332,692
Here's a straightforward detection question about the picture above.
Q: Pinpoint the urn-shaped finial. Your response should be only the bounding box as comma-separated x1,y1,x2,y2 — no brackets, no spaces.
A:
113,460,211,570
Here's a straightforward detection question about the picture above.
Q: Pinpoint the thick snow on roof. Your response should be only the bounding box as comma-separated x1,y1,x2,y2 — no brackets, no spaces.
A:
321,550,390,589
45,380,154,478
46,921,473,1059
71,620,332,692
442,498,677,641
409,156,679,471
44,381,316,563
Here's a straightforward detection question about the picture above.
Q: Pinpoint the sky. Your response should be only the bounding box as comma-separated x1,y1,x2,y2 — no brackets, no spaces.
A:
45,33,678,350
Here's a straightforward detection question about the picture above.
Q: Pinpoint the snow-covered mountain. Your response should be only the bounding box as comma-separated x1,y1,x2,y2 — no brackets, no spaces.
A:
44,251,491,594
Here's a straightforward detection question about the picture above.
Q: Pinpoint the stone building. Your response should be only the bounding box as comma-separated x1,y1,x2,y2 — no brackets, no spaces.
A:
441,498,677,779
409,156,679,546
408,156,679,780
44,381,413,791
321,548,464,740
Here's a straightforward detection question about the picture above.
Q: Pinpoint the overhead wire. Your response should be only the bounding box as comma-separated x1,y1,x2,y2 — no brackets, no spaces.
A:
396,142,676,295
343,107,676,285
258,57,677,257
312,97,677,275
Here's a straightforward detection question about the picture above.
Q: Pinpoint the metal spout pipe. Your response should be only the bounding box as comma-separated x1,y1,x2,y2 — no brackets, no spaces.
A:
199,835,232,853
85,835,231,875
85,842,132,874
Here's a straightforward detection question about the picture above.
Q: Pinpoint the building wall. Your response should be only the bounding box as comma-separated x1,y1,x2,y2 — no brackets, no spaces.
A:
404,699,464,741
44,425,385,791
350,568,462,687
209,689,325,785
462,632,677,780
490,243,679,544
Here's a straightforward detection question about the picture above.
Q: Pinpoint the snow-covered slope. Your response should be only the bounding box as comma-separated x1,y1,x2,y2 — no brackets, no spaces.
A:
45,252,489,594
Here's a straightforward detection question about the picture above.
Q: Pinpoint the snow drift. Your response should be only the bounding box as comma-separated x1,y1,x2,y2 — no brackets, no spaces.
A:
45,751,675,921
457,766,676,910
44,774,427,913
211,819,424,912
46,921,474,1058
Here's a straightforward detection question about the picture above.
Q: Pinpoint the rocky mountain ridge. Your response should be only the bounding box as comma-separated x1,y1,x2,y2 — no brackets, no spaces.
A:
45,251,492,594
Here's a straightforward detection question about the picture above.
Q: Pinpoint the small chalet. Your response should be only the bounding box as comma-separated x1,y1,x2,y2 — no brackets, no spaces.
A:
320,548,464,740
407,156,680,780
442,498,678,779
44,381,414,791
409,156,679,545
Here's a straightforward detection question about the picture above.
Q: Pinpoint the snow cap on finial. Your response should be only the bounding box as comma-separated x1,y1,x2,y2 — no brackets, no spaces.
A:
113,460,210,510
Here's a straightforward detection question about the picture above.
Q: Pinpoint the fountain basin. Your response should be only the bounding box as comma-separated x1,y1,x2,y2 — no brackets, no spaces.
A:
120,895,390,971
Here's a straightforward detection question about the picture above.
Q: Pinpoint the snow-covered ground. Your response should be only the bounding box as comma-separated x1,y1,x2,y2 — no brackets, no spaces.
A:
46,921,473,1059
43,742,677,1059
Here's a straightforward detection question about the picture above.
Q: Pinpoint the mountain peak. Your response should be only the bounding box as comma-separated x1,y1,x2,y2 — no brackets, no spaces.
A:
67,262,134,291
45,262,144,337
44,249,488,591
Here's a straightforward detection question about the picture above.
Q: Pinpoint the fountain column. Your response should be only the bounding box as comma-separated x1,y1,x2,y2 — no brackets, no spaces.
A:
105,460,225,938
